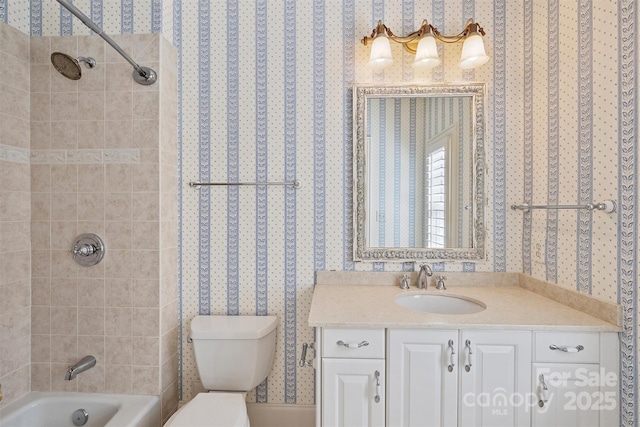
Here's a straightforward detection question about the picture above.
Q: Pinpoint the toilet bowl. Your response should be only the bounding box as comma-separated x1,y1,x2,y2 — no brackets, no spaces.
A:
163,315,278,427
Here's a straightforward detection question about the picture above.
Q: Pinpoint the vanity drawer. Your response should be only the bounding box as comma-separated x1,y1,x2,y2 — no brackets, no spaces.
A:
533,332,600,363
322,328,385,359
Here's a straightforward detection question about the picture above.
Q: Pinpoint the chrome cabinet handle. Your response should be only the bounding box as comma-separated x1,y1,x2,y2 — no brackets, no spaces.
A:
549,344,584,353
447,339,455,372
374,370,381,403
538,374,549,407
336,340,369,348
465,339,473,372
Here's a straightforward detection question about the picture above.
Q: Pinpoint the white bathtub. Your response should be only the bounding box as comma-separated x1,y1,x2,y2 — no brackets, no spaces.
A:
0,392,160,427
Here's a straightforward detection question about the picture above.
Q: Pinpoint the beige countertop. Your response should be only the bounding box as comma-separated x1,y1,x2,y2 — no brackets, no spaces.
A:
308,282,621,332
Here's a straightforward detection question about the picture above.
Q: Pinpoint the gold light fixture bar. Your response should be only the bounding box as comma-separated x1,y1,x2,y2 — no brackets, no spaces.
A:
362,18,489,70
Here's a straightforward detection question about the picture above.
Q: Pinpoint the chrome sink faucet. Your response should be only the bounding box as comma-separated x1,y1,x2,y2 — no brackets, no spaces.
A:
416,264,433,289
65,355,96,381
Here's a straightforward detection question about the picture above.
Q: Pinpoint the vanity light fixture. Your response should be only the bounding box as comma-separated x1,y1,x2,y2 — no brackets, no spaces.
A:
362,18,489,70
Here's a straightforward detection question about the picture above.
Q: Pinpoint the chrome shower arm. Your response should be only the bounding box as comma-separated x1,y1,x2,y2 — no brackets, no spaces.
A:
55,0,157,85
55,0,139,71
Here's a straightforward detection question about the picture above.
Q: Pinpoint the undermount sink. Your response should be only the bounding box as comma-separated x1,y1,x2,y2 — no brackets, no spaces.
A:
394,293,486,315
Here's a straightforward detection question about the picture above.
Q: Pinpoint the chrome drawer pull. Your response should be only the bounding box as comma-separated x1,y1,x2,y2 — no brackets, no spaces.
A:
549,344,584,353
374,370,381,403
538,374,549,408
447,339,455,372
336,340,369,348
465,339,473,372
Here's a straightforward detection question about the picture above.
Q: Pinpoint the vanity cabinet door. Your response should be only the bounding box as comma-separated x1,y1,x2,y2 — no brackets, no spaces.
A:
387,329,458,427
529,332,619,427
531,363,601,427
459,330,532,427
322,358,385,427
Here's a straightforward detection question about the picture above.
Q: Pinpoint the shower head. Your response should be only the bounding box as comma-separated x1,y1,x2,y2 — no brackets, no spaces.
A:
51,52,96,80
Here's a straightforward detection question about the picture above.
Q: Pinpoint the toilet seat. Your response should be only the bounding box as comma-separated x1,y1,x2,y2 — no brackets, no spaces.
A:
163,393,249,427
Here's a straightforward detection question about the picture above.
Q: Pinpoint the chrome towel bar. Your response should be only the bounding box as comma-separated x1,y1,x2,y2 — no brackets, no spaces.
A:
511,200,616,214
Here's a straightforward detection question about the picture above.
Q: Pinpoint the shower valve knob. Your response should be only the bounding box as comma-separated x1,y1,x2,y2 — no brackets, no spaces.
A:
69,233,105,267
73,244,97,257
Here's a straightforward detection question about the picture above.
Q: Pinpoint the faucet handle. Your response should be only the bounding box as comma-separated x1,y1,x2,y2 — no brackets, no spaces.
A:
400,274,410,290
435,275,447,290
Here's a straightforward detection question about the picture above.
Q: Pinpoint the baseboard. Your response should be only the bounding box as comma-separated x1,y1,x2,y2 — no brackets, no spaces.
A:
246,403,315,427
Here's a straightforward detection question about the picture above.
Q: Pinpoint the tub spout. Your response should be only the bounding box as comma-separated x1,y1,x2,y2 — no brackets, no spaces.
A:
65,355,96,381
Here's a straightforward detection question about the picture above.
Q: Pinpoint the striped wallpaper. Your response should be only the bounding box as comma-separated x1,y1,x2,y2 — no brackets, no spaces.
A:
2,0,637,424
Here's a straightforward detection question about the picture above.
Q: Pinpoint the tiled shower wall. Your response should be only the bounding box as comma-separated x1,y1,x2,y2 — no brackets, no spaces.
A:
0,21,30,409
28,33,178,421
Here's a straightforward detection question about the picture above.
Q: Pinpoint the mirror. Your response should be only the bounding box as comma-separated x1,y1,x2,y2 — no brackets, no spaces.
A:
353,83,486,261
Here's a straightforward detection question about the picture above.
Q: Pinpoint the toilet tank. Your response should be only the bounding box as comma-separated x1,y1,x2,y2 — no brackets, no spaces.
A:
190,315,278,391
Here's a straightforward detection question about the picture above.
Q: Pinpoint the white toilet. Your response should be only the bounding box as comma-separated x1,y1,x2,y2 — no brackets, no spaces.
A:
164,315,278,427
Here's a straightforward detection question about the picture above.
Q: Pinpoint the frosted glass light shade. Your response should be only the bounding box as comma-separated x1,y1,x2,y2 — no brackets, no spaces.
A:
459,32,489,69
368,35,394,69
413,34,441,69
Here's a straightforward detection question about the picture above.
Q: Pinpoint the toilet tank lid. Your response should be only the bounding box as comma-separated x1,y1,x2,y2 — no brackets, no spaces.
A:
190,315,278,339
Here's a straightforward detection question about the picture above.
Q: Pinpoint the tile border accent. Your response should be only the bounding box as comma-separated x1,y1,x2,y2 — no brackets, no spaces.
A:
0,144,29,164
30,149,140,164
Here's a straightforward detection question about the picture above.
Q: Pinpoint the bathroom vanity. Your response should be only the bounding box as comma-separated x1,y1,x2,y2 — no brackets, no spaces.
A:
307,272,621,427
